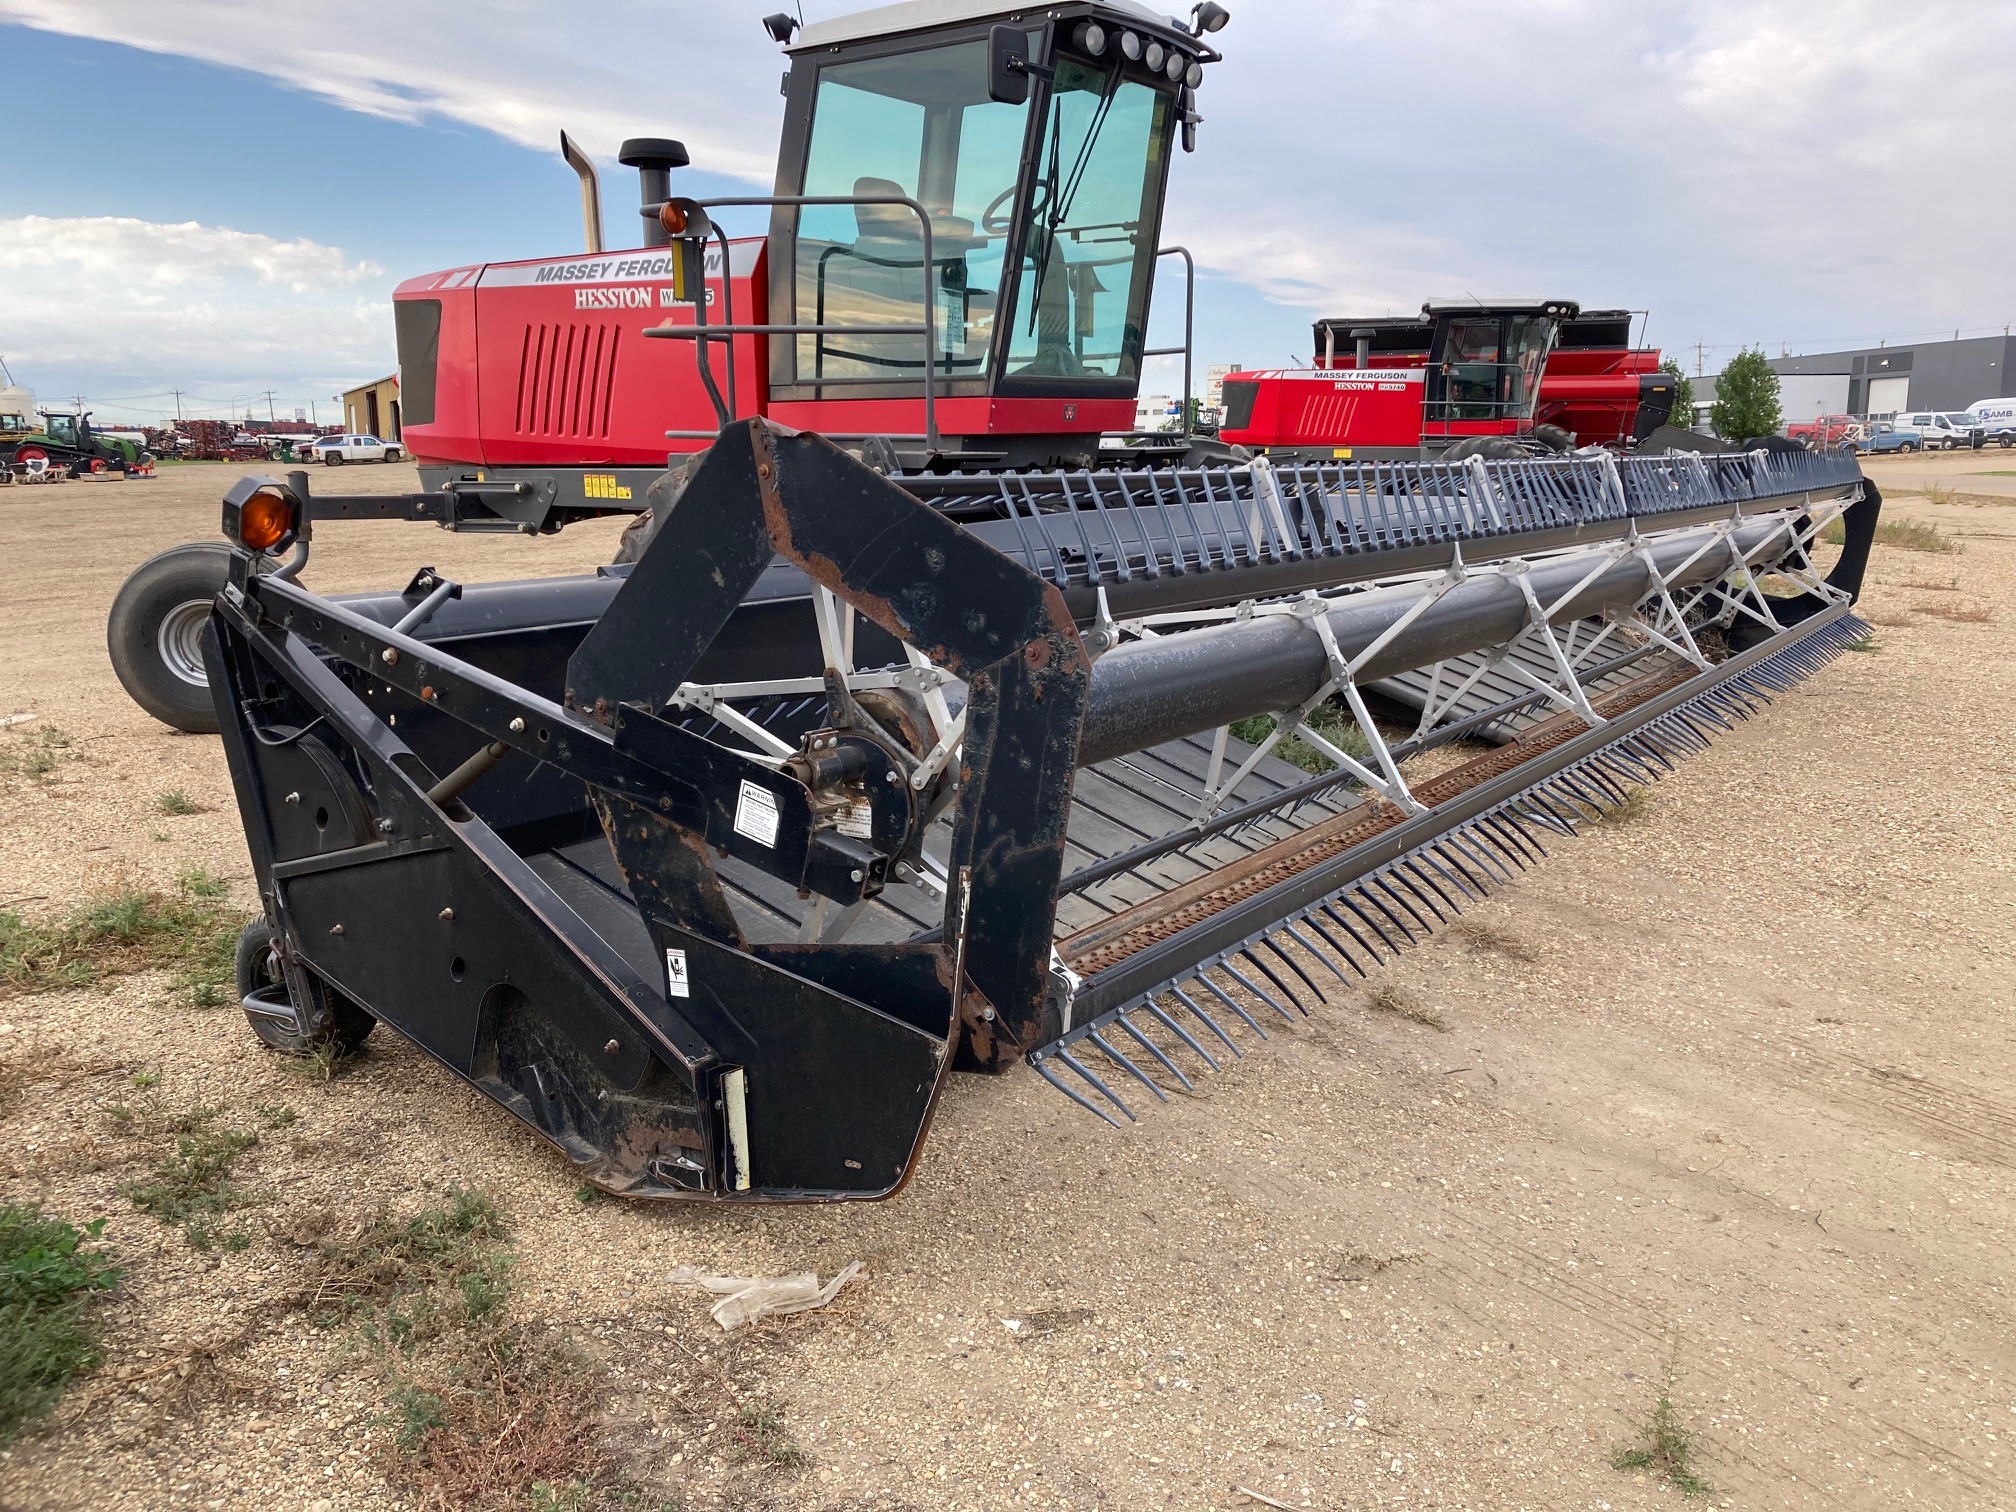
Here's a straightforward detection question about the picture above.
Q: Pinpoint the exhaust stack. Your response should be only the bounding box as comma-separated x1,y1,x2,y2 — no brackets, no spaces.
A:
620,137,691,249
559,131,605,255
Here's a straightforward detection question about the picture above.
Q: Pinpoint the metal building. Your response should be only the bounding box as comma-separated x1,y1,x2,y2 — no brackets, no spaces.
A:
1771,334,2016,417
340,375,402,440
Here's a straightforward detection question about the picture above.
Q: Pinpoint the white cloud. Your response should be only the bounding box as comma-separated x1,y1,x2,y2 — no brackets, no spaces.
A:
0,216,392,406
6,0,2015,376
0,0,788,182
1169,0,2016,349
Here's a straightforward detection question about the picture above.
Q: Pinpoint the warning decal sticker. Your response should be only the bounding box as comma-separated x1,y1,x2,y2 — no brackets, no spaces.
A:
733,780,780,847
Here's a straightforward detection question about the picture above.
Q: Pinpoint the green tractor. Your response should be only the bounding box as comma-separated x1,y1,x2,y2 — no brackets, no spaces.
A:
0,410,152,482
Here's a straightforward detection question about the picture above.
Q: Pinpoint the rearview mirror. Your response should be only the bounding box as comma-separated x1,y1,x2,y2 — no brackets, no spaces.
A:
988,24,1041,105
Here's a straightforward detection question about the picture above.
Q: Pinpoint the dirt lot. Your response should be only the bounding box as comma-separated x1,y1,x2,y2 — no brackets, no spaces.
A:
1,453,2012,1511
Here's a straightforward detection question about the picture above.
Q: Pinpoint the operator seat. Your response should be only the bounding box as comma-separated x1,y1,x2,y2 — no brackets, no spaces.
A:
813,177,979,377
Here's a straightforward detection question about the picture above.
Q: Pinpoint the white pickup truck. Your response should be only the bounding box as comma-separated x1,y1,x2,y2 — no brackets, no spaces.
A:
309,433,404,464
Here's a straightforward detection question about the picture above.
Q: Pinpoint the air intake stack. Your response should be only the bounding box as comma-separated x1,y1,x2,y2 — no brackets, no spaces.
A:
620,137,691,248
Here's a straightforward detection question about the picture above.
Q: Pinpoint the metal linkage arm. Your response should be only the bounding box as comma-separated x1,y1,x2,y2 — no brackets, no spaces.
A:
235,568,873,905
565,420,1091,1066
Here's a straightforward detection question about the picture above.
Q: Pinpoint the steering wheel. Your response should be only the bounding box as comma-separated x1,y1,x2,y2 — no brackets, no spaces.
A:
981,185,1018,235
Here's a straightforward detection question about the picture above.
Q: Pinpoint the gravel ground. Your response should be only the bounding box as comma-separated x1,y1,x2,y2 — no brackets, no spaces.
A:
1,455,2011,1510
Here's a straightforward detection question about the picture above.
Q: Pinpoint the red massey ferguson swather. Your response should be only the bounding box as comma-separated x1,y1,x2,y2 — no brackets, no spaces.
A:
1217,301,1680,461
141,0,1878,1202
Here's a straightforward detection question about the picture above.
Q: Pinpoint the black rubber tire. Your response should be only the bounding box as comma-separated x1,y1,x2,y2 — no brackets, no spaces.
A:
1903,441,1919,452
323,452,344,465
1444,435,1524,461
383,449,401,462
106,542,233,734
2001,437,2011,449
234,919,375,1058
1530,423,1575,454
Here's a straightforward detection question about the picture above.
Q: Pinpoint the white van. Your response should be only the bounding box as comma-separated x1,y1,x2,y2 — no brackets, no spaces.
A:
1896,411,1983,450
1965,398,2016,446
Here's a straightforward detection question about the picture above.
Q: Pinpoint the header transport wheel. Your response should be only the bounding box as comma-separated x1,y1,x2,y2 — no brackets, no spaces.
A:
107,542,233,733
235,919,376,1058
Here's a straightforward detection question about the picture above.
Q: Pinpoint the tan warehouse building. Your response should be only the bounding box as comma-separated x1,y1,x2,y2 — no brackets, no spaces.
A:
340,375,401,440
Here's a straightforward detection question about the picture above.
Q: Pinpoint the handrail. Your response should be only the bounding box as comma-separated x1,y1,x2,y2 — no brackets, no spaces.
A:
641,193,942,452
1142,245,1196,441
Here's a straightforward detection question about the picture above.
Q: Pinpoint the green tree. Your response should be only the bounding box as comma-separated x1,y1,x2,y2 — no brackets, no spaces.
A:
1658,357,1694,428
1710,348,1783,441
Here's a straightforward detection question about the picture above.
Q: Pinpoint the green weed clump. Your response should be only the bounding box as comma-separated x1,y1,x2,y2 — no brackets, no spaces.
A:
1231,698,1373,777
1612,1359,1716,1499
1824,515,1956,553
327,1190,620,1507
120,1110,260,1253
0,1202,120,1442
0,725,76,783
730,1398,807,1470
0,870,246,1006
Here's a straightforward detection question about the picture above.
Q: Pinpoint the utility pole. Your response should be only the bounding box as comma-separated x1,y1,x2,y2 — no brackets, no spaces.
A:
1695,341,1704,378
260,390,278,425
170,389,186,423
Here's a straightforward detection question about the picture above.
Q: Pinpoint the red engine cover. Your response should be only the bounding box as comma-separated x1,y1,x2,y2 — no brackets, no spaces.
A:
397,240,771,468
1533,348,1661,448
395,241,1133,468
1218,367,1427,453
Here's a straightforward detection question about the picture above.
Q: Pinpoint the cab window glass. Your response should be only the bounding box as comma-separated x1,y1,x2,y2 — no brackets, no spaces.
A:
795,41,1030,382
1004,58,1170,381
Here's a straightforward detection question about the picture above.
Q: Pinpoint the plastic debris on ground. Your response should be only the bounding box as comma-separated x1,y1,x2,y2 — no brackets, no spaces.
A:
668,1260,864,1330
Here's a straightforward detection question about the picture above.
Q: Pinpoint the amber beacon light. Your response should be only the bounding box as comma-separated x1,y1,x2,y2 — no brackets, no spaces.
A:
221,476,301,554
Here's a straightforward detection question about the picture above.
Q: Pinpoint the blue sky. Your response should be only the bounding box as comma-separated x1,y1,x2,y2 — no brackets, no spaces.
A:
4,1,2014,427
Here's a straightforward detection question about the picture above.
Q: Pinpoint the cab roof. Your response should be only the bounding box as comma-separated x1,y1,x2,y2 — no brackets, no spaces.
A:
793,0,1190,52
1421,298,1580,319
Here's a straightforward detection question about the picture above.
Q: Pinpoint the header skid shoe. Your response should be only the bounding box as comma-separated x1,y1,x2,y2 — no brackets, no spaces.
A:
205,424,1872,1196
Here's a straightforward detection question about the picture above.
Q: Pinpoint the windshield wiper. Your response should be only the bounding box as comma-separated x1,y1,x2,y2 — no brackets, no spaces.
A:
1022,64,1125,337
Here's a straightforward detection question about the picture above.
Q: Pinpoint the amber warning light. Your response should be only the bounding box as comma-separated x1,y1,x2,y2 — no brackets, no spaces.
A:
222,476,301,554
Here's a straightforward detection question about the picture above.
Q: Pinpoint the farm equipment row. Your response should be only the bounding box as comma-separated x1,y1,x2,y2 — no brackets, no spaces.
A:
1,410,153,483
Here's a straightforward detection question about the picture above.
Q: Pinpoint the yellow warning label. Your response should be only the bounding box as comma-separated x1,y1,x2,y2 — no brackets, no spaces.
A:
1331,447,1354,459
584,473,633,500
